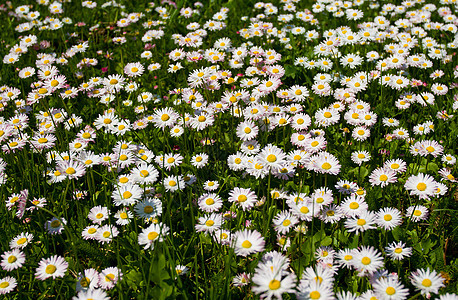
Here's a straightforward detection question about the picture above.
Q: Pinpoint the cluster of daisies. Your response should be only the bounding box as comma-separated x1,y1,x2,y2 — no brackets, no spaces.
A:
0,0,457,298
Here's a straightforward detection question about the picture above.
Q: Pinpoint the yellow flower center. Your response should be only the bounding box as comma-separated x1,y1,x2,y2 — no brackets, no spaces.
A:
321,162,331,170
310,291,321,299
241,240,252,248
268,279,281,290
238,195,247,202
266,154,277,162
144,206,154,214
357,219,366,226
0,282,9,288
51,220,61,228
123,191,132,199
416,183,427,191
361,257,371,265
422,279,432,287
386,287,396,295
384,215,392,221
45,265,57,274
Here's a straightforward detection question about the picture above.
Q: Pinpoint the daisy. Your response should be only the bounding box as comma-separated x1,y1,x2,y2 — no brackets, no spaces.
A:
95,225,119,244
81,225,99,240
314,108,340,127
384,159,407,173
191,153,209,168
251,270,297,300
198,193,223,212
114,208,132,226
87,206,109,225
406,205,429,222
203,180,219,191
404,173,438,200
112,184,143,206
369,167,397,187
73,289,109,300
376,207,402,230
134,198,162,219
35,255,68,280
373,277,409,300
345,211,377,234
352,246,384,275
175,265,189,276
411,268,445,296
233,273,251,287
76,268,99,291
233,229,265,257
259,144,287,172
45,217,66,235
385,241,412,261
228,187,258,211
99,267,122,290
340,195,368,217
272,211,298,234
138,223,170,250
351,151,371,165
0,276,17,295
312,152,341,175
1,249,25,271
319,205,343,224
236,120,259,141
335,180,358,194
296,280,334,299
190,113,214,131
352,126,370,141
195,213,223,233
131,163,159,184
163,175,185,192
315,246,336,264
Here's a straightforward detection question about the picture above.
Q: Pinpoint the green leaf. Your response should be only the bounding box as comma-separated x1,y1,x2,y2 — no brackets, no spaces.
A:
321,236,332,246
